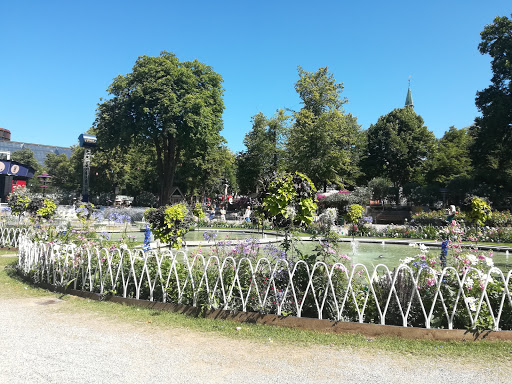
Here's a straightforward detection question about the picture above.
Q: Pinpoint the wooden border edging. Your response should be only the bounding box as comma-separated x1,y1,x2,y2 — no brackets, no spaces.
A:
31,281,512,342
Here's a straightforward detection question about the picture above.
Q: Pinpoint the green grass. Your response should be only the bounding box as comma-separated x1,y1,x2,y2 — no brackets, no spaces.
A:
2,255,512,365
0,255,55,299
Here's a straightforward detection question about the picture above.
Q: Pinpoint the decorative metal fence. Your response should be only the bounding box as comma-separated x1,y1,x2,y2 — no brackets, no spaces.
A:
0,226,31,248
15,234,512,331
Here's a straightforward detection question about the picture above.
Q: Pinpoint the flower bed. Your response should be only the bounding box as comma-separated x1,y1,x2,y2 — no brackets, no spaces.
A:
348,222,512,243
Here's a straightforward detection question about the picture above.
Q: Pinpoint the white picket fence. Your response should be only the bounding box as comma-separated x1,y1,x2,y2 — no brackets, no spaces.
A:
12,232,512,331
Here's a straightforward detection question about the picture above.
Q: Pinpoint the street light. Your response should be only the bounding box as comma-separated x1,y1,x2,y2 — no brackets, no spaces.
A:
78,133,97,203
37,172,53,197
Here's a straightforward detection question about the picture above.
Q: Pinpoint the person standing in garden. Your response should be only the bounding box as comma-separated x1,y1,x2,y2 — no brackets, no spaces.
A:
244,206,251,223
220,205,226,222
446,205,457,223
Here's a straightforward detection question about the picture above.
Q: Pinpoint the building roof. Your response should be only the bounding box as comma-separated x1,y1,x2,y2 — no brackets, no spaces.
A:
0,141,72,165
405,84,414,108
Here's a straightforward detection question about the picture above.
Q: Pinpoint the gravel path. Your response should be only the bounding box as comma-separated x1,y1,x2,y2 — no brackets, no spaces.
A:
1,296,511,384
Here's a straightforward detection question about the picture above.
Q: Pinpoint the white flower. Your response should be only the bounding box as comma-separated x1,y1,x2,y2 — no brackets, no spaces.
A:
479,273,494,284
465,296,478,312
467,254,477,265
464,277,474,289
485,257,494,267
401,257,415,264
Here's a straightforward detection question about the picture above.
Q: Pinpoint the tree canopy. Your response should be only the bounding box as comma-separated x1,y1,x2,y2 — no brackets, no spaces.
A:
364,107,435,187
471,14,512,190
287,66,361,191
426,126,473,186
237,110,289,194
45,152,80,192
94,52,225,205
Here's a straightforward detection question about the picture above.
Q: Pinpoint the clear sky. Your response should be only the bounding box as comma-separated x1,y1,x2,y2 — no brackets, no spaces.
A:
1,1,510,154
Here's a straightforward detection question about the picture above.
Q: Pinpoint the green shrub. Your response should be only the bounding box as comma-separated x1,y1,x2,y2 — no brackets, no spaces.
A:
193,202,205,219
260,172,317,229
345,204,364,224
7,187,30,216
465,196,492,227
36,198,57,220
145,203,190,248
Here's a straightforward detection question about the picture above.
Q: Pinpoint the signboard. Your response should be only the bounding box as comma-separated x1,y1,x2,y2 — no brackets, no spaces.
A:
78,133,97,148
0,161,35,178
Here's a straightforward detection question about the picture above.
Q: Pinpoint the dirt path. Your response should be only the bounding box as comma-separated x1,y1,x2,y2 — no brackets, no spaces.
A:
1,295,511,384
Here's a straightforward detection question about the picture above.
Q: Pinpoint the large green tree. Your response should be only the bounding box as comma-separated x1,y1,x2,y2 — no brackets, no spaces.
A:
237,113,269,194
471,14,512,190
364,107,436,188
180,143,236,198
237,110,289,194
426,126,474,185
287,66,361,191
94,52,225,205
45,151,80,192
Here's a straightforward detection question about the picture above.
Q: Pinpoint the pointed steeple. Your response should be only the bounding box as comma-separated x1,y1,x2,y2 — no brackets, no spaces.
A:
405,78,414,108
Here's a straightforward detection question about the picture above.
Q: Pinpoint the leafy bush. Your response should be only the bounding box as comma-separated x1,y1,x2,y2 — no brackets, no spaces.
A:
144,203,190,248
465,196,492,227
193,202,205,219
8,187,30,216
26,197,44,217
345,204,364,224
36,199,57,220
412,210,467,226
259,172,317,229
487,210,512,227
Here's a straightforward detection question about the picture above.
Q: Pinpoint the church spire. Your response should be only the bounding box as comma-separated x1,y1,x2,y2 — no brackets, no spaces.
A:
405,78,414,108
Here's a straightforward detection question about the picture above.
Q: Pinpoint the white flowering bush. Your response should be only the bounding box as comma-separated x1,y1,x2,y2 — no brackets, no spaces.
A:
395,221,509,330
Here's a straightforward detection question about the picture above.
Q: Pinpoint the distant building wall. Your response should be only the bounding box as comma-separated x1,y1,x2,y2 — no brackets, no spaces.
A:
0,141,72,165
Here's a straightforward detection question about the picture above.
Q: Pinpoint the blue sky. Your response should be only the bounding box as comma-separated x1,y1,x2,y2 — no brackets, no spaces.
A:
1,1,510,154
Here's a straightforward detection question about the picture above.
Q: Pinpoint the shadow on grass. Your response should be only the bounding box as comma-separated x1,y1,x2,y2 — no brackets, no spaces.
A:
4,260,22,280
3,260,43,291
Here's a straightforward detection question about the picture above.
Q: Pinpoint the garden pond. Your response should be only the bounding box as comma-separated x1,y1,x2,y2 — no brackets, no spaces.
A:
109,228,512,271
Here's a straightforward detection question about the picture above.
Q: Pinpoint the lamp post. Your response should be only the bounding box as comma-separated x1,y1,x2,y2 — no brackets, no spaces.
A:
37,172,53,197
78,133,97,203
